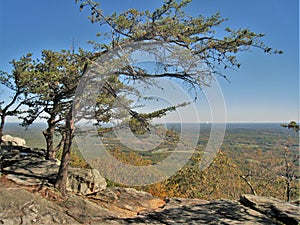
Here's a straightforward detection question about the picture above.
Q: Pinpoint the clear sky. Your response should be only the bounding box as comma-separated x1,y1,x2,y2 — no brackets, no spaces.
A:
0,0,299,123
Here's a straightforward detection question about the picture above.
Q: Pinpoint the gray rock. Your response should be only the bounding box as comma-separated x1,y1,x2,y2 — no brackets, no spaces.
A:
67,167,107,195
240,194,300,225
162,197,209,209
1,145,298,224
2,157,59,185
1,145,106,195
59,194,116,223
88,187,165,218
0,188,78,224
0,178,296,225
0,185,282,225
2,135,27,147
124,199,278,224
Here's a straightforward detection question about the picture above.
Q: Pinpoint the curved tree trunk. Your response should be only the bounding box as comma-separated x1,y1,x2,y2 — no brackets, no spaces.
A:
55,108,74,196
43,121,55,160
44,99,60,160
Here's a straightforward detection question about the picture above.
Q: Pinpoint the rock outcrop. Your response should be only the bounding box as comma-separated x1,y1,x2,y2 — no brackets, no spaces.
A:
240,194,300,225
88,187,165,218
1,137,299,225
0,188,78,224
1,135,27,147
2,178,299,225
58,194,116,224
125,199,278,224
67,167,107,195
0,144,106,195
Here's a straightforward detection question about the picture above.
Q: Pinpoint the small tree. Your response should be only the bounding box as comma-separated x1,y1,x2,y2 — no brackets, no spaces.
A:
0,54,34,144
281,121,299,202
20,49,89,160
281,121,299,133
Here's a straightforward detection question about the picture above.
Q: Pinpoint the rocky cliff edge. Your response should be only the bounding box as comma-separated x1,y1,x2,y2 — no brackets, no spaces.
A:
0,138,299,225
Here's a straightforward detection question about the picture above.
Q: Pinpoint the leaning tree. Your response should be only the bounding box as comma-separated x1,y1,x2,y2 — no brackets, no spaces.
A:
55,0,282,195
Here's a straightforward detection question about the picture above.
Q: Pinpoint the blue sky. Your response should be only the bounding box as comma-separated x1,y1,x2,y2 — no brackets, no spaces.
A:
0,0,299,123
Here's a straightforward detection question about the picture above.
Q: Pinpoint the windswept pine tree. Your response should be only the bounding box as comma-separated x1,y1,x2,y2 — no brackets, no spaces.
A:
0,0,282,195
55,0,282,195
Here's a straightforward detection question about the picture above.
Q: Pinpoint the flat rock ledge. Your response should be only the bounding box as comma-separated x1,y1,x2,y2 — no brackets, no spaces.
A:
240,194,300,225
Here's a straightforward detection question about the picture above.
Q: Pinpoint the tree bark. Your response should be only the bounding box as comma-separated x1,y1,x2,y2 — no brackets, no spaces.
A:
286,180,290,202
55,108,74,196
43,120,55,160
43,99,61,160
0,114,6,145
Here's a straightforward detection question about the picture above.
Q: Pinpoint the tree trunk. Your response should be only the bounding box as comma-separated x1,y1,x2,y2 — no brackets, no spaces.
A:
55,108,74,196
44,99,61,160
43,118,56,160
43,129,54,159
0,114,6,145
286,180,290,202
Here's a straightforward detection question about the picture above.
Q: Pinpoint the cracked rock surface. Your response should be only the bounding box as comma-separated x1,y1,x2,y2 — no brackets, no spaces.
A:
1,143,299,224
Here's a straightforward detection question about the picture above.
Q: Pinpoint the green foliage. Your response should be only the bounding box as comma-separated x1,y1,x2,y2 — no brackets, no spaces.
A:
93,74,134,124
0,0,286,196
281,121,299,133
76,0,282,82
20,49,90,127
0,53,33,92
125,103,189,134
74,0,285,197
3,49,90,157
0,54,37,141
71,1,284,135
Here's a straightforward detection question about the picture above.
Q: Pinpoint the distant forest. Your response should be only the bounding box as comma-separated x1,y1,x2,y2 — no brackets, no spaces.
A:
4,122,299,202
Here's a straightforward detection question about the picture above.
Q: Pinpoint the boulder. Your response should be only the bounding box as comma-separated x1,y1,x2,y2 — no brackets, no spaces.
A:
240,194,300,225
67,167,107,195
2,135,27,147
